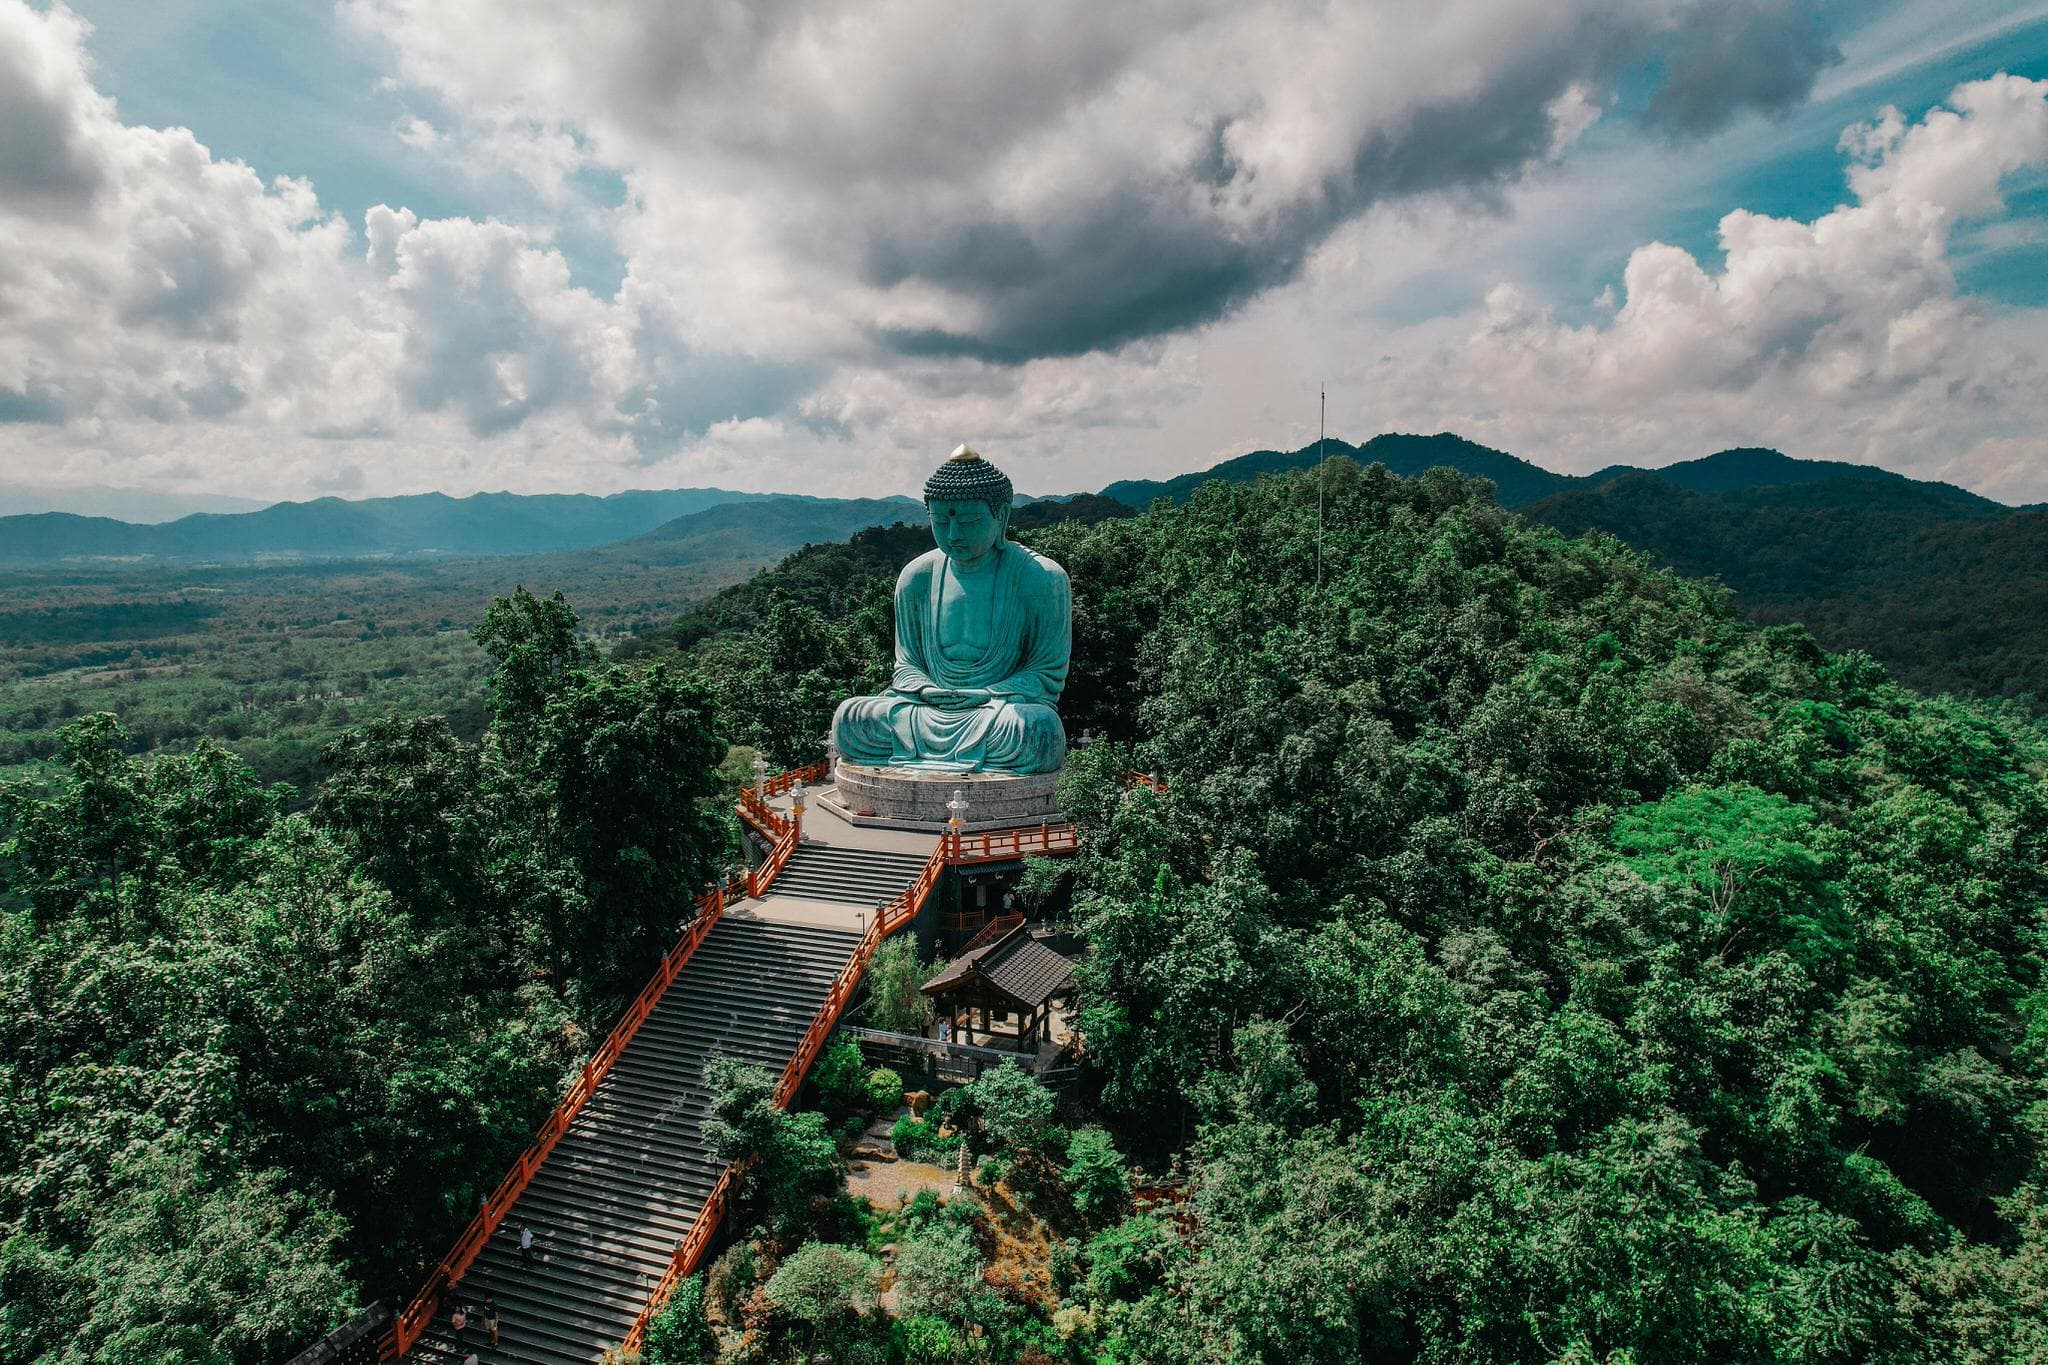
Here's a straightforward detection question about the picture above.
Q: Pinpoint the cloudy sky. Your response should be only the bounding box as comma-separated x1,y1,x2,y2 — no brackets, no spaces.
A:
3,0,2046,508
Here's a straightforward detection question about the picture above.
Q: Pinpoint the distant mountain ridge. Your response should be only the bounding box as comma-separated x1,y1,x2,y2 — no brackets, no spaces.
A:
0,487,914,564
6,435,2014,567
1097,432,2017,513
1111,434,2042,700
1100,432,1578,509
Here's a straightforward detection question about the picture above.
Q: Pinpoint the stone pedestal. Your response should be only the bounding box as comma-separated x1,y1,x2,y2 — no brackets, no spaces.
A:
818,761,1063,832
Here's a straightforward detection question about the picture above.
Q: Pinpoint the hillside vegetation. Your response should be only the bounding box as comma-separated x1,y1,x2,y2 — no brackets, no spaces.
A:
644,459,2048,1364
1526,474,2048,702
1012,460,2048,1361
3,459,2044,1363
0,499,918,790
0,590,735,1362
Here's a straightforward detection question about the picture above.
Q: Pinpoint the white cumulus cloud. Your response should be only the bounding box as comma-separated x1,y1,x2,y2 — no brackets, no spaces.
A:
1380,74,2048,498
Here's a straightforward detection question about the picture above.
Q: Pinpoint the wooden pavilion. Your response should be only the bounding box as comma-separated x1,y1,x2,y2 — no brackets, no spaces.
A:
920,920,1075,1054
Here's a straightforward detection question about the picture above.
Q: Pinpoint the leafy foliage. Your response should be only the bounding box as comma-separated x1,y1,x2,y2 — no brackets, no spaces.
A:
703,1058,844,1232
0,582,733,1359
642,1273,714,1365
1019,459,2048,1362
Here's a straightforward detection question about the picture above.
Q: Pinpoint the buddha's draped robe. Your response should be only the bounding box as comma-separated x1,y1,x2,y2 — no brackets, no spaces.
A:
832,543,1068,774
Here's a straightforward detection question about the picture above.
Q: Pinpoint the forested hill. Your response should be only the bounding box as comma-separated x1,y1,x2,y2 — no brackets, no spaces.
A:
627,436,2044,707
4,458,2046,1360
1525,473,2048,701
599,457,2048,1361
1024,462,2048,1361
0,487,909,564
1099,431,1579,509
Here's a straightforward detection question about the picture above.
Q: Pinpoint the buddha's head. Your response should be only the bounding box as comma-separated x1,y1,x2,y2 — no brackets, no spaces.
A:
923,444,1012,567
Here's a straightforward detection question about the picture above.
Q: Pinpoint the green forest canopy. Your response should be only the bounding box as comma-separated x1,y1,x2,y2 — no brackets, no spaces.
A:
1,459,2044,1363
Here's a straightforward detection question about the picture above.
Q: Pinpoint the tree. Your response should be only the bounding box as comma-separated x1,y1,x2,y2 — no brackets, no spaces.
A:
1062,1127,1130,1223
861,934,938,1033
962,1061,1056,1153
763,1241,881,1336
894,1222,985,1321
473,586,597,761
315,714,486,929
538,662,726,989
0,713,160,939
703,1057,842,1229
641,1273,714,1365
0,1142,355,1365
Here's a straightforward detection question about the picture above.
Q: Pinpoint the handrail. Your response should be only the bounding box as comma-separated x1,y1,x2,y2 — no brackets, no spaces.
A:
1122,769,1168,793
620,839,949,1352
748,821,799,898
958,913,1026,955
949,824,1080,864
378,873,745,1359
760,760,829,799
737,787,787,839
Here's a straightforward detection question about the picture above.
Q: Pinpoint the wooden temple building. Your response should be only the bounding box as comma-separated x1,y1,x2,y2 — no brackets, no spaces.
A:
919,919,1076,1055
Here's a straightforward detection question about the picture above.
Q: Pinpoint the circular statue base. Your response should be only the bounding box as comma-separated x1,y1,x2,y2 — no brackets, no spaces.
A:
819,761,1063,832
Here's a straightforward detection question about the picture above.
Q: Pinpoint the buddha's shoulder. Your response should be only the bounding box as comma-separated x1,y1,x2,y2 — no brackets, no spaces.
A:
896,549,947,591
1006,543,1069,590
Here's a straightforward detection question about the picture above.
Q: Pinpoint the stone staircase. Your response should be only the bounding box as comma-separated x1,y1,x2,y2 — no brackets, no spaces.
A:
403,916,865,1365
769,844,934,908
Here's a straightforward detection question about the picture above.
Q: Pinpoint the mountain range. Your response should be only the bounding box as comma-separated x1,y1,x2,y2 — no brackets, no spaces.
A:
1107,433,2043,701
0,487,913,564
2,435,2039,702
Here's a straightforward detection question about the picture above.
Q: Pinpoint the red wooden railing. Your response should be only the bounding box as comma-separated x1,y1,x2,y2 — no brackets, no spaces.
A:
385,755,1086,1360
947,823,1080,864
738,760,830,895
378,871,747,1359
1122,768,1168,793
958,912,1025,955
762,760,829,798
749,821,799,898
620,839,951,1351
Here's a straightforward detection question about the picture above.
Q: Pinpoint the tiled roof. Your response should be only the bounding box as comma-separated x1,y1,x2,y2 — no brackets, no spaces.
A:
921,924,1074,1008
981,937,1074,1008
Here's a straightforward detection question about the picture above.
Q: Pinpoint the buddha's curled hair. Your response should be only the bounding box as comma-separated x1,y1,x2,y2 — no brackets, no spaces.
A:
923,444,1013,516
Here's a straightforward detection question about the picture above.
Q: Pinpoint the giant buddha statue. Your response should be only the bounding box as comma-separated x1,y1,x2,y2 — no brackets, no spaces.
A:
830,445,1069,775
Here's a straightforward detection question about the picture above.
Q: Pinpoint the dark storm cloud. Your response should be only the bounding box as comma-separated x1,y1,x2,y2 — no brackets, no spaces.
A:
862,20,1595,363
0,6,109,218
355,0,1873,368
861,2,1863,364
1643,1,1847,135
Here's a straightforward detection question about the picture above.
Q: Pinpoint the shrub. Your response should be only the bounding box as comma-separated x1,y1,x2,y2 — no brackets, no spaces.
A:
890,1113,959,1164
1085,1215,1175,1305
894,1313,968,1364
705,1241,759,1321
1049,1237,1082,1294
641,1273,713,1365
1061,1127,1130,1221
895,1222,986,1321
865,1066,903,1112
812,1037,869,1115
901,1188,943,1229
763,1241,881,1325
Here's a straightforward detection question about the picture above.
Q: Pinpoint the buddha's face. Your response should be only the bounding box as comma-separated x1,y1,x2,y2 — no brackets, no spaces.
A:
928,498,1007,566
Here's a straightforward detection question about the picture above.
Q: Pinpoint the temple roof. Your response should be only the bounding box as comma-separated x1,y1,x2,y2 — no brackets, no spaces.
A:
921,923,1074,1009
